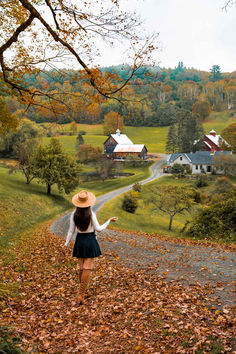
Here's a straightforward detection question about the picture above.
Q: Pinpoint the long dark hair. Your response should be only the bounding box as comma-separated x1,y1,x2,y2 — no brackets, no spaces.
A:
74,207,92,231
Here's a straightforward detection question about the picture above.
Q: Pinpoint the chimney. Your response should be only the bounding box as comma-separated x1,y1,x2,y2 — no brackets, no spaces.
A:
210,129,216,137
210,148,215,155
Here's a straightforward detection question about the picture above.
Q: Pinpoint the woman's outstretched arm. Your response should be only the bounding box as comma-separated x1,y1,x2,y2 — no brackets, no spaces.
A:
92,212,115,232
65,211,76,246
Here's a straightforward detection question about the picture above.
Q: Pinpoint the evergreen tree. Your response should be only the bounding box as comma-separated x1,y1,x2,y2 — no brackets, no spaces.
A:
166,124,178,153
176,109,204,153
75,131,86,152
209,65,222,82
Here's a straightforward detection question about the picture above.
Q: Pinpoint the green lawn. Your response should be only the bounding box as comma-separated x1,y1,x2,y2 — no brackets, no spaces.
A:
124,126,169,153
203,111,235,134
42,110,234,155
79,164,152,197
97,175,224,238
0,166,71,258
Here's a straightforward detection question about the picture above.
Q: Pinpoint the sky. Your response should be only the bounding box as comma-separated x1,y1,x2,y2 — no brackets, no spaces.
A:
96,0,236,72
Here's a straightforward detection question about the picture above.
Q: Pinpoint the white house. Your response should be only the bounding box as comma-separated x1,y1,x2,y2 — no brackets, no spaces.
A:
167,150,233,174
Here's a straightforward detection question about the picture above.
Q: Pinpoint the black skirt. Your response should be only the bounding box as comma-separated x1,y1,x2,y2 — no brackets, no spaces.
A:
72,232,102,259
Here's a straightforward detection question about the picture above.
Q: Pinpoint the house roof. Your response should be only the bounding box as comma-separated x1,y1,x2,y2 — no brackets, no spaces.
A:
113,144,146,153
205,134,229,147
110,133,133,145
168,151,233,165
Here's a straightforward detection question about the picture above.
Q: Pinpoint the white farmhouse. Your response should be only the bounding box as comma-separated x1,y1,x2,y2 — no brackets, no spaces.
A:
168,150,233,174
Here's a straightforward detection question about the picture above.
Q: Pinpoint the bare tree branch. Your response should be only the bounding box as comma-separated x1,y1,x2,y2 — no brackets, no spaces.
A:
0,0,157,111
222,0,236,10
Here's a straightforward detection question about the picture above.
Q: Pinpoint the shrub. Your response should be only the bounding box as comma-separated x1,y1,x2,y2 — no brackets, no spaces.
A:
191,189,201,203
184,165,192,175
125,155,144,167
132,182,142,192
183,198,236,242
122,191,138,214
211,177,236,204
170,163,185,177
195,175,208,188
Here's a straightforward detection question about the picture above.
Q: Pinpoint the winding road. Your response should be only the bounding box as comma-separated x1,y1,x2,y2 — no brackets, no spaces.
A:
51,154,169,237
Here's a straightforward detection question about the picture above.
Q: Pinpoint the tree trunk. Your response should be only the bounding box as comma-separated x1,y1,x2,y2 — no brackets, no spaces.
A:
26,174,31,184
47,183,51,195
169,215,174,230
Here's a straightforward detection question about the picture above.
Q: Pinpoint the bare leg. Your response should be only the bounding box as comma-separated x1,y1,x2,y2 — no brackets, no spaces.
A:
83,258,94,270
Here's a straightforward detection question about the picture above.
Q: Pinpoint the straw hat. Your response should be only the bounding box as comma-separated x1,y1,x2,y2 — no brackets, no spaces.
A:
72,190,96,208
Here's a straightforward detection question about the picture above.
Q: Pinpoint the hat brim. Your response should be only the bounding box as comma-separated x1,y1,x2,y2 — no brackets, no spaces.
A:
72,191,96,208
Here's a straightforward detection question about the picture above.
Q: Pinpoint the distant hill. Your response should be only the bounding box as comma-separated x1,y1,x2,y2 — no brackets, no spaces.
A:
1,63,236,127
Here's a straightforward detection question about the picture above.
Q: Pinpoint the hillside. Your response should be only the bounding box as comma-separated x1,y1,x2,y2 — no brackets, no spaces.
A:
2,64,235,128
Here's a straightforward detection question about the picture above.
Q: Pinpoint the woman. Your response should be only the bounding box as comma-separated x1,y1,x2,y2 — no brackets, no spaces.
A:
65,190,117,305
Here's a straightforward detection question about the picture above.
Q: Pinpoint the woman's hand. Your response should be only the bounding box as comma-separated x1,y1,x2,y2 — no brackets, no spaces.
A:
110,217,118,222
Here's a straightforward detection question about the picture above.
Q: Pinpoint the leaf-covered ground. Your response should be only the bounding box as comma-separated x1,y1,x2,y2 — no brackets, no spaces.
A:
0,223,235,353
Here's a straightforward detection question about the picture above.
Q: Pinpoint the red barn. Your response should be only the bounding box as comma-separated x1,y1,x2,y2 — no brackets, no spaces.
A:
203,129,230,151
104,129,147,159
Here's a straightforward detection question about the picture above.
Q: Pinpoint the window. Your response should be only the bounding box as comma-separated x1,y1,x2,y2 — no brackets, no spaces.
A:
180,156,182,161
207,166,211,172
196,165,198,170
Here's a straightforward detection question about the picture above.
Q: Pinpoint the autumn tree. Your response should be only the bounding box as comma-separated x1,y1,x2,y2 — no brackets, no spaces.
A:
192,100,212,121
103,111,124,136
211,177,236,203
0,98,19,134
77,144,103,164
70,121,77,136
0,0,157,129
30,138,81,195
144,185,193,231
0,119,42,157
183,198,236,241
213,153,236,176
220,123,236,152
10,138,39,184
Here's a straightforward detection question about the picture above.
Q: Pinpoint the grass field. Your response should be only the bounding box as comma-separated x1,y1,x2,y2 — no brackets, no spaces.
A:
42,110,235,155
79,164,151,196
0,166,71,259
203,111,235,134
0,160,152,256
97,175,229,238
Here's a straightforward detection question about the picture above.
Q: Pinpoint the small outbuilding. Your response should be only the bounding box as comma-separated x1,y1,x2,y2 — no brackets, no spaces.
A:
113,144,148,159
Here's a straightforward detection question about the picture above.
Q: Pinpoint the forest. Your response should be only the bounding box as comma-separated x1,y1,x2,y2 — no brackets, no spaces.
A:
1,63,236,128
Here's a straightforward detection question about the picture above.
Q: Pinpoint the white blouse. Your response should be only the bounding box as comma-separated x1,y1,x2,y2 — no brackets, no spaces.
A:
65,210,111,247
